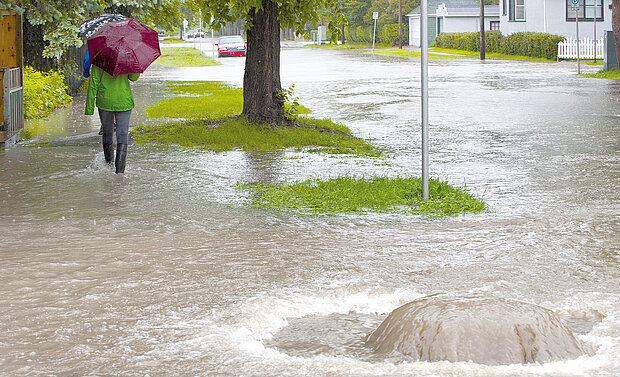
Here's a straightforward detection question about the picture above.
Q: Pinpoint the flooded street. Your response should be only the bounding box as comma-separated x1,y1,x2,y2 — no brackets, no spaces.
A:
1,46,619,376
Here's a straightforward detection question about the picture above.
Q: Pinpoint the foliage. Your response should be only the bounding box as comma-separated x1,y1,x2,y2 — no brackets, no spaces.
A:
277,85,302,122
580,69,620,79
193,0,345,43
240,176,486,216
500,32,565,60
434,31,565,60
0,0,184,58
367,0,419,25
132,117,381,156
377,23,406,45
22,66,72,119
345,23,407,45
306,43,368,49
155,47,221,67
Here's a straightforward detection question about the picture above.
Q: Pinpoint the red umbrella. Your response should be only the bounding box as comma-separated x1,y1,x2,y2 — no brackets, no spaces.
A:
87,18,161,77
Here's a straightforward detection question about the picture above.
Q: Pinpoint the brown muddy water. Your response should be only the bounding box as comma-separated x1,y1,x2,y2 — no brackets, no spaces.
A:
0,47,619,376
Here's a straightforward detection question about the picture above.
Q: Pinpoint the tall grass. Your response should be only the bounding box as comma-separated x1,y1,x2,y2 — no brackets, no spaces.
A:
241,176,486,216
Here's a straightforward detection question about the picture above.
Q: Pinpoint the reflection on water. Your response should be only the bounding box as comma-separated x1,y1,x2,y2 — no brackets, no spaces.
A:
0,48,619,376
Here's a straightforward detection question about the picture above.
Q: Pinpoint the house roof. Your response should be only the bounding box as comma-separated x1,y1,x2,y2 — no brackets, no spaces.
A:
406,0,499,16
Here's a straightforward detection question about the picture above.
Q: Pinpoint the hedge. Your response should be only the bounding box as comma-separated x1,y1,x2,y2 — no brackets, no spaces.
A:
345,23,409,45
434,31,565,60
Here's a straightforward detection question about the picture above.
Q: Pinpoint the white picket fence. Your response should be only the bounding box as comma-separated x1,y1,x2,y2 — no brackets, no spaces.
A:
557,37,605,60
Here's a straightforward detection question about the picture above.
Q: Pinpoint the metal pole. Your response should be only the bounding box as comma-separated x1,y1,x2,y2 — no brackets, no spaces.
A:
576,7,580,74
421,0,429,200
593,0,597,62
372,18,377,49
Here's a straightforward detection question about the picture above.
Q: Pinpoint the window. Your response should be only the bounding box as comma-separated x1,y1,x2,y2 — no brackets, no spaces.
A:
502,0,507,16
490,21,500,30
566,0,604,21
509,0,526,21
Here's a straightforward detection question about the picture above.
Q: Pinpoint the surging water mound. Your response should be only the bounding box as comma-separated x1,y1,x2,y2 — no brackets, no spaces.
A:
366,296,591,365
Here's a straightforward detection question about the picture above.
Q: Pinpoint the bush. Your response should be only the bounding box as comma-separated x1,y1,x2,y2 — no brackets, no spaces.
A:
434,31,565,60
345,23,408,45
23,66,72,119
378,23,408,45
500,32,565,60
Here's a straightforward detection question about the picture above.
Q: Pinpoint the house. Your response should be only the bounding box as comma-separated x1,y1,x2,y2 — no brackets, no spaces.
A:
406,0,500,47
500,0,613,39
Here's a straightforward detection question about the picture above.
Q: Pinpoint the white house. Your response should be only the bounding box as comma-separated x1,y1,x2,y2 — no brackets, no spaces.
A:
406,0,500,47
500,0,613,39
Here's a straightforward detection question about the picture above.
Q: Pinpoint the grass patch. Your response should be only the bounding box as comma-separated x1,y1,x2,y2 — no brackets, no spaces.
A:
138,80,375,155
239,176,486,216
161,38,186,44
155,47,221,67
368,48,470,60
307,43,369,50
132,117,381,156
146,81,310,119
580,69,620,79
429,47,554,62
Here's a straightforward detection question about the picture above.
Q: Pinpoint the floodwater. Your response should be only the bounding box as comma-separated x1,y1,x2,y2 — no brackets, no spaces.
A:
0,46,619,376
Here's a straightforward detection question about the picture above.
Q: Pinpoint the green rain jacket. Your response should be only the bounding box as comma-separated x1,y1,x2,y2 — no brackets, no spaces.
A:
85,65,140,115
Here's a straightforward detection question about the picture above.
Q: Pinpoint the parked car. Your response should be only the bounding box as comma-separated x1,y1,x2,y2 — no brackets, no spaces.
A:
215,36,246,57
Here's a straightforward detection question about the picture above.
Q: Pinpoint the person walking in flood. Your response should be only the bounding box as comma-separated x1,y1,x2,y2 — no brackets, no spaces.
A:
85,64,139,174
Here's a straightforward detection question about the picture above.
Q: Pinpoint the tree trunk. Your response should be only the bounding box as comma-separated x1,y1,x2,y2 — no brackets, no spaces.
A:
398,0,402,49
614,0,620,68
243,0,285,125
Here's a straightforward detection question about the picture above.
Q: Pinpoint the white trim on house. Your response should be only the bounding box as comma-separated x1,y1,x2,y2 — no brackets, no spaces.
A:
500,0,613,39
407,4,500,47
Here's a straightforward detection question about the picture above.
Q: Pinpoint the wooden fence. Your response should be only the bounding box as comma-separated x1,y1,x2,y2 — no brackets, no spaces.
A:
557,37,605,60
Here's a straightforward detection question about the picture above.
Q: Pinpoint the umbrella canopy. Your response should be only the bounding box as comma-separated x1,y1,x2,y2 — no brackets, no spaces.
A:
79,13,128,39
87,18,161,77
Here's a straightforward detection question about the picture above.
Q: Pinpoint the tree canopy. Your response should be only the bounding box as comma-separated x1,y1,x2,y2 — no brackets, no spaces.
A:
192,0,344,40
0,0,183,57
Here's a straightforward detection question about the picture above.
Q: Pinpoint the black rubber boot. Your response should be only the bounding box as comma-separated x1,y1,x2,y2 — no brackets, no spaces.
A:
115,143,127,174
103,143,114,165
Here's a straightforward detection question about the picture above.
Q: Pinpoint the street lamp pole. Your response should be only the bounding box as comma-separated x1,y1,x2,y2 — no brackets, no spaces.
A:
421,0,429,200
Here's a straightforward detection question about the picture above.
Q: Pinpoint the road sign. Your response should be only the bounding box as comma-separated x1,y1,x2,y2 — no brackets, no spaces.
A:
569,0,580,11
373,12,378,20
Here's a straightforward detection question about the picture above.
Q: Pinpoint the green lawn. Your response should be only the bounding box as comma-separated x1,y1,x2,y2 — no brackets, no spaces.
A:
580,69,620,79
367,48,471,60
155,47,220,67
429,47,555,62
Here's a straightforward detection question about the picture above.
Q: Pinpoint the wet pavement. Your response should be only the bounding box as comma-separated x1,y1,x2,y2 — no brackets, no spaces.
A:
0,45,619,376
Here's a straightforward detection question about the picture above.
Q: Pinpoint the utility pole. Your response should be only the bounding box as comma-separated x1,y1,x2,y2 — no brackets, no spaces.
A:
399,0,403,49
480,0,486,60
421,0,429,200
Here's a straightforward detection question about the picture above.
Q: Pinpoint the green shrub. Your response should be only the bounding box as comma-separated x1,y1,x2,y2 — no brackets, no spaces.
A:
346,23,408,45
23,66,72,119
434,31,565,60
